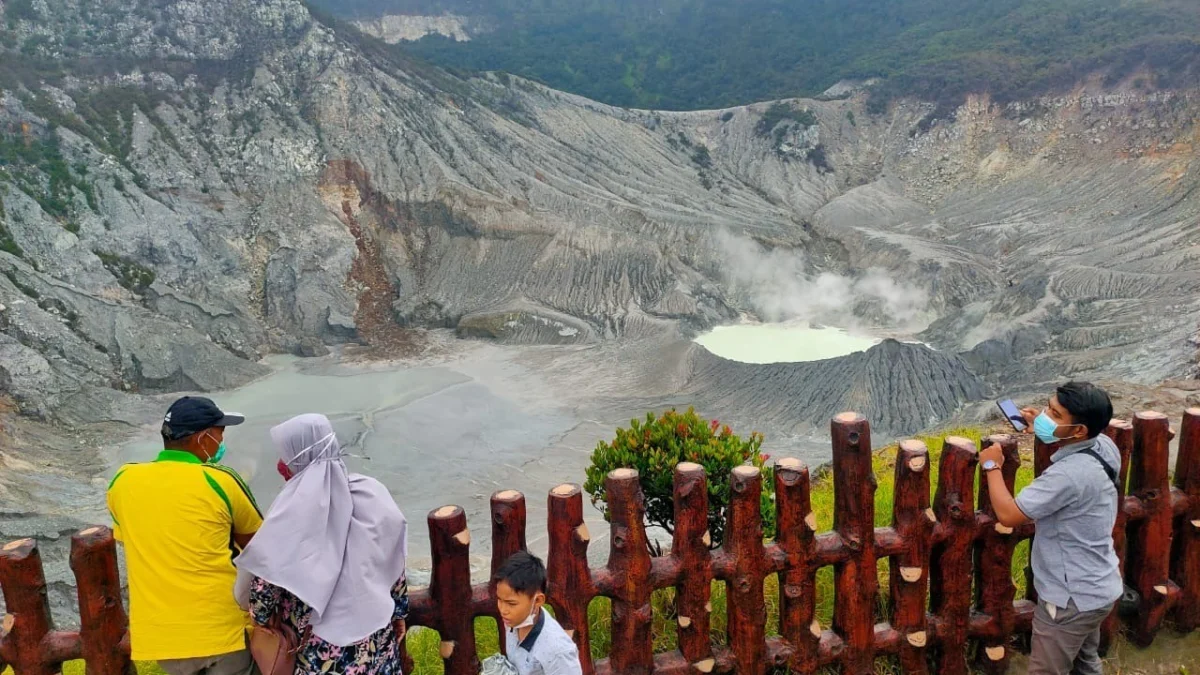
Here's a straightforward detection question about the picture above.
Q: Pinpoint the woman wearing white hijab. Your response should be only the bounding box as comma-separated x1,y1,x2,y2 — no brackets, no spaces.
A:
234,414,409,675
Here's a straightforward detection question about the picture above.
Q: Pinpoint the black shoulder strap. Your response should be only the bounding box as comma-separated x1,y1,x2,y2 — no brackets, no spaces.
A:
1078,447,1120,491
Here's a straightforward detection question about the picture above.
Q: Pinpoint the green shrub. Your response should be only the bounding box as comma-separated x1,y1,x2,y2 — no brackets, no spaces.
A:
584,408,774,551
0,222,21,258
755,102,817,137
95,250,156,293
5,0,38,22
806,144,832,174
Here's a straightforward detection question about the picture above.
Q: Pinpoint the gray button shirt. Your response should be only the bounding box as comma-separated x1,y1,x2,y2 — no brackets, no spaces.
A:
504,610,583,675
1015,434,1124,612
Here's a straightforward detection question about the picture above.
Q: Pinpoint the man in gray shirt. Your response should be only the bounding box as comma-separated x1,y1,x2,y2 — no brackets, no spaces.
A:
979,381,1123,675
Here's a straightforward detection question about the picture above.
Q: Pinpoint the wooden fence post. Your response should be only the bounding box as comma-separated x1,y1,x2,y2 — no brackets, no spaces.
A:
547,484,596,675
671,463,714,673
973,434,1019,673
489,490,527,654
724,465,768,674
1100,419,1134,654
831,412,877,675
1024,438,1056,609
775,458,819,675
427,505,479,675
1125,412,1177,646
70,528,133,675
1171,409,1200,631
890,440,931,675
0,539,67,675
604,469,653,675
929,436,977,675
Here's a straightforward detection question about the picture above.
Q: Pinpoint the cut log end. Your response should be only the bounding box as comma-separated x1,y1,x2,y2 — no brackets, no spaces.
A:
1155,584,1169,595
925,508,937,523
79,526,102,536
1138,411,1168,420
809,619,821,638
1191,519,1200,529
1187,408,1200,417
576,524,591,543
805,512,818,531
453,529,471,546
834,411,863,423
564,629,575,639
677,461,703,472
701,531,712,547
906,631,927,648
900,567,922,583
705,602,713,613
551,484,577,497
732,465,760,478
693,658,716,673
439,641,455,659
776,457,803,471
1,613,14,634
907,456,927,472
495,490,521,500
985,646,1005,661
899,439,927,453
2,538,31,552
610,468,638,480
995,523,1014,535
433,506,458,519
678,616,692,628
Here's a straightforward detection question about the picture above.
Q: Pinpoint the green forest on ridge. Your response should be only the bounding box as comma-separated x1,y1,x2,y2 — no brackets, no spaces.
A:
313,0,1200,111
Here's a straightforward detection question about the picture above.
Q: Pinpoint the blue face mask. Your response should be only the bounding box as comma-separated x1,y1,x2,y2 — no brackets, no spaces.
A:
1033,411,1076,445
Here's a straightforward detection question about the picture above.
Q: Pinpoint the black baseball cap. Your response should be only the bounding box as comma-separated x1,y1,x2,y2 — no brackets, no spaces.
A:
162,396,245,441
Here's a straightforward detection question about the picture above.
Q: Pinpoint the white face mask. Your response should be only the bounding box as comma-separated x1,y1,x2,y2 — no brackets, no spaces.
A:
285,432,337,471
511,604,541,630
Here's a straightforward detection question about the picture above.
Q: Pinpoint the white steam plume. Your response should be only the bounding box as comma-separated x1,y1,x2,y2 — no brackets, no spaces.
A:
713,230,929,330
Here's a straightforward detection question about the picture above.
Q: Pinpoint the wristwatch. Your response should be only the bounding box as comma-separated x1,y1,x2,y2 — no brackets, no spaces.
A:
982,459,1001,473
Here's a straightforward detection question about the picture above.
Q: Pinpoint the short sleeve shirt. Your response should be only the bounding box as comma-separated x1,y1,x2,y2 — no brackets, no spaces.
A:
107,450,263,660
503,610,583,675
1015,435,1123,612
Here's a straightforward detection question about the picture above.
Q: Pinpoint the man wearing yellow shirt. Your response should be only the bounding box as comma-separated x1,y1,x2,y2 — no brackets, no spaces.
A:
108,396,263,675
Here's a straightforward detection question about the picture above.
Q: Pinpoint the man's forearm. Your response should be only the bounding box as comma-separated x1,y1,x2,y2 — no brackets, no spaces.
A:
986,470,1030,528
233,531,255,549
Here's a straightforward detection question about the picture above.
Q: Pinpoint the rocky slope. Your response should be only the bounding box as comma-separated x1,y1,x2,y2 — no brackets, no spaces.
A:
0,0,1197,431
352,13,482,43
686,339,988,435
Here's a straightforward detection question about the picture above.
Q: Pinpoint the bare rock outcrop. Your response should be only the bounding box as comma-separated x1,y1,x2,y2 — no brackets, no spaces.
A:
686,339,988,437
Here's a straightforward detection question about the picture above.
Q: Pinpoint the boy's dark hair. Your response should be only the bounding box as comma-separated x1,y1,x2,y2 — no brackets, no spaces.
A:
495,551,547,595
1057,381,1113,439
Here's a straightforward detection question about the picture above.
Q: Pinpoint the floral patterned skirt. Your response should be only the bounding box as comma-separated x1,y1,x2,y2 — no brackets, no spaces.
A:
249,577,407,675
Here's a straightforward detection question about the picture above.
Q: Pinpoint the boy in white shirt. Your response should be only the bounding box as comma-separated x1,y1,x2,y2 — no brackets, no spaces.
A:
495,552,583,675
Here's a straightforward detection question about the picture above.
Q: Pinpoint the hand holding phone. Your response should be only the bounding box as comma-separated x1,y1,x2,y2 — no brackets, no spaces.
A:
997,399,1027,432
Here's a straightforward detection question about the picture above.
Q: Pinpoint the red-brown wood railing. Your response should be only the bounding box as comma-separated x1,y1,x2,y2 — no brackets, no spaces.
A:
3,409,1200,675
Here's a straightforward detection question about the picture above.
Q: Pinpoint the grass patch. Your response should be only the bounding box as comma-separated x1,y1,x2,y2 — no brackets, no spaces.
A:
94,250,156,294
0,124,92,227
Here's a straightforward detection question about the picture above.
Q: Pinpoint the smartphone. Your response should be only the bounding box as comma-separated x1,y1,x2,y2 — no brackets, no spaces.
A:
997,399,1027,432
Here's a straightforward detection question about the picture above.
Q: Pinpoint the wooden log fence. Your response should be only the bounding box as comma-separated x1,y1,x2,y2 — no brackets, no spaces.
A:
5,409,1200,675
